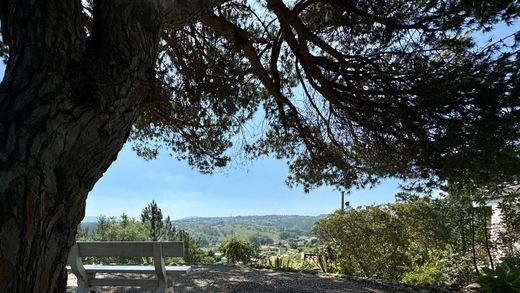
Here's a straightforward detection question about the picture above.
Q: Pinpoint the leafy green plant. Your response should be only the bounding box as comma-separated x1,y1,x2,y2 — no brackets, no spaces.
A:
402,266,446,285
218,237,255,264
440,252,475,285
477,263,520,292
298,260,317,271
501,254,520,269
317,254,331,273
313,208,410,278
402,251,475,285
268,255,291,269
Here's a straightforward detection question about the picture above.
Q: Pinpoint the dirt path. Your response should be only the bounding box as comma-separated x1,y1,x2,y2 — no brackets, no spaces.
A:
67,265,458,292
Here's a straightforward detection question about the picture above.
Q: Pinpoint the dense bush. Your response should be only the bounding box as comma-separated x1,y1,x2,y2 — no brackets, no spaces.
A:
313,207,410,279
477,262,520,292
402,252,474,285
438,252,475,285
402,265,446,285
312,193,484,284
501,254,520,269
218,237,256,264
91,214,148,241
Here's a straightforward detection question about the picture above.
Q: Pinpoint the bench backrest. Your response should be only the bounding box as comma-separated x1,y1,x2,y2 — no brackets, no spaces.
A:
75,241,184,258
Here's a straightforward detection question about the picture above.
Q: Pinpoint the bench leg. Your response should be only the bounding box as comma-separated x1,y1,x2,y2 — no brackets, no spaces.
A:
158,278,174,293
167,277,174,293
88,286,101,293
168,279,174,293
76,280,100,293
165,286,174,293
75,272,100,293
76,279,90,293
86,273,101,293
158,280,173,293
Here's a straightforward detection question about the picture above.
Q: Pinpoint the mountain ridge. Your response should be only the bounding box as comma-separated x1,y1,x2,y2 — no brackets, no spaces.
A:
80,214,329,247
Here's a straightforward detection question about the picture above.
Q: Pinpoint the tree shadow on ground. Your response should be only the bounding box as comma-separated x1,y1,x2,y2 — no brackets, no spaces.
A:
66,265,433,292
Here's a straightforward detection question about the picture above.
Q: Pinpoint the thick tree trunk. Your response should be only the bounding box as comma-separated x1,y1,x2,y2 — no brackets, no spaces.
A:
0,0,161,291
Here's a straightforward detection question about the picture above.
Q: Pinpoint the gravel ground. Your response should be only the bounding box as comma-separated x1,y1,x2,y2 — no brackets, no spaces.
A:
66,265,461,293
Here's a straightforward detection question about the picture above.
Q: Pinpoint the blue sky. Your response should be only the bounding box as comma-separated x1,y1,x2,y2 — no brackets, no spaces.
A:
2,18,517,221
85,145,402,219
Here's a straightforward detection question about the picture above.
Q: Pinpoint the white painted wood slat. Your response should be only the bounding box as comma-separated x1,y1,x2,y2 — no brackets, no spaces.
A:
89,279,159,287
82,265,191,274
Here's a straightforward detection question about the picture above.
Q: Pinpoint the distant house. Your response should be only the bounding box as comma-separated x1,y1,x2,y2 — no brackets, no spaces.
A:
483,184,520,262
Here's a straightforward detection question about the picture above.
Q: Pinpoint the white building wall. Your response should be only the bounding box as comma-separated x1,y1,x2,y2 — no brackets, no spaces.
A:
487,199,506,262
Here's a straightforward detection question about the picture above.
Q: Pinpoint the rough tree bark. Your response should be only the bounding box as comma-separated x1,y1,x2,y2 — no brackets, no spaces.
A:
0,0,161,291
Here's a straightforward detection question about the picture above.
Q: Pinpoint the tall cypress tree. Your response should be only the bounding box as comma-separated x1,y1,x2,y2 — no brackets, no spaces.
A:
141,200,165,241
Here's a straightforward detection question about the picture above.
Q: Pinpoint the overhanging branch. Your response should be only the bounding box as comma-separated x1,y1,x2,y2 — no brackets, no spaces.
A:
161,0,230,30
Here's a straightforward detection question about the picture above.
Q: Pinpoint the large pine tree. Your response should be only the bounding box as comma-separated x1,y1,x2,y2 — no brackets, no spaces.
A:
0,0,518,291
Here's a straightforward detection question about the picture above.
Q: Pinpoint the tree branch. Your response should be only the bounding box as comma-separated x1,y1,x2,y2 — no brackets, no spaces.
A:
161,0,230,30
201,11,319,153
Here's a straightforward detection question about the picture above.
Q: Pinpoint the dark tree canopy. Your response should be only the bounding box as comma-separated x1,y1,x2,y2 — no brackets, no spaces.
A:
4,1,516,190
128,0,520,191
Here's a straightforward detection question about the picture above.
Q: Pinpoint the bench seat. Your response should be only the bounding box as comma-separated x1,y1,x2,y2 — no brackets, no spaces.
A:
82,265,191,274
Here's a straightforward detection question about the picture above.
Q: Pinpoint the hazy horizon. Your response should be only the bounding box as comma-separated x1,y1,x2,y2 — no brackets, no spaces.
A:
82,213,330,223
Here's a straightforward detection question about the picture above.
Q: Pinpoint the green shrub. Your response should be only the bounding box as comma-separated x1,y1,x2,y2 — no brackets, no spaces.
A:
218,237,255,264
440,252,475,285
403,266,447,285
501,254,520,269
313,208,411,279
201,255,217,264
477,262,520,292
268,255,291,269
297,260,317,271
403,251,475,285
312,194,493,284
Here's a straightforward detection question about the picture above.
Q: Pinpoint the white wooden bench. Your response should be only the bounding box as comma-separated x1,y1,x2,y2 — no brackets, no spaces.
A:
68,241,190,293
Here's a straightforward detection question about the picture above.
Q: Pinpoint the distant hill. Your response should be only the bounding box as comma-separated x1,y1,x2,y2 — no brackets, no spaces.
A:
81,221,97,230
80,214,328,247
175,215,327,247
83,216,99,222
